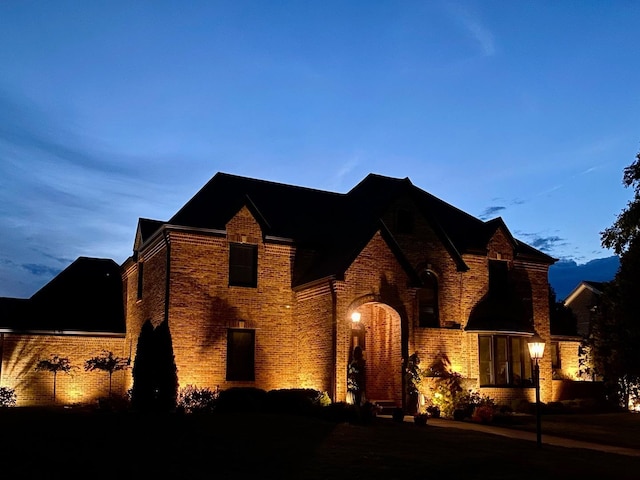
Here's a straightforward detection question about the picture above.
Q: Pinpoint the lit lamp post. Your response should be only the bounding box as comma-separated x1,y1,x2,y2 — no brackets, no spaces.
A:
527,332,545,448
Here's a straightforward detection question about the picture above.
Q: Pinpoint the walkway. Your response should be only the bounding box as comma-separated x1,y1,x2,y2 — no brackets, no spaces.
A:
427,417,640,457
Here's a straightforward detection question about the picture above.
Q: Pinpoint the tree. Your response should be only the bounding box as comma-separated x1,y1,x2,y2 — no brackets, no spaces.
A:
84,350,130,397
153,320,179,412
131,319,178,413
600,150,640,255
584,148,640,409
35,355,75,401
131,320,156,411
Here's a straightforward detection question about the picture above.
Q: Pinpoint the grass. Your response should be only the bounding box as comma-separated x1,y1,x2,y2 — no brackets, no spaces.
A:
2,407,640,479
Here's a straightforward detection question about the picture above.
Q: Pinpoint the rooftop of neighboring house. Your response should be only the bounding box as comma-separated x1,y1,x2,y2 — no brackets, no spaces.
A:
0,257,125,334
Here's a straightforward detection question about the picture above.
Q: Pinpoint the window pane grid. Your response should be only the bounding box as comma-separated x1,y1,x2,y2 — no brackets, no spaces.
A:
229,243,257,287
479,335,533,387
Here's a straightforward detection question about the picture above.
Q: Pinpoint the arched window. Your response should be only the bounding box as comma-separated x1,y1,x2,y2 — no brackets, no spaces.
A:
418,270,439,327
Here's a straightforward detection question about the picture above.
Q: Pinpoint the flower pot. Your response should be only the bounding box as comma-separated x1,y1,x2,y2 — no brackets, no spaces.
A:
414,414,428,426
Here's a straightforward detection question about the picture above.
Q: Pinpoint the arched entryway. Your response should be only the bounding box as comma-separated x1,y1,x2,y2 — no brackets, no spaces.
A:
347,300,404,408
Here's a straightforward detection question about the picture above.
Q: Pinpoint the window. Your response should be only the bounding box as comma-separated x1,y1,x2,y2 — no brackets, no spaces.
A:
478,335,533,386
418,270,439,327
550,342,561,370
136,262,144,300
226,328,255,381
229,243,258,287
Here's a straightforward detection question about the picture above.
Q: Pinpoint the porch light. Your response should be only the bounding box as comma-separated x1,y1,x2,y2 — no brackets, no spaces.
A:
351,311,361,323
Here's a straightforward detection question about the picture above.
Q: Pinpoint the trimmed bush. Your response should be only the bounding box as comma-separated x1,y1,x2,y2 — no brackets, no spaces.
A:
216,387,268,413
177,385,220,414
265,388,321,415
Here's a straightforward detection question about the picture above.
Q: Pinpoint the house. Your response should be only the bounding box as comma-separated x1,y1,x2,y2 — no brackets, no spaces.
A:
1,172,584,408
0,257,126,405
563,280,607,338
123,171,576,408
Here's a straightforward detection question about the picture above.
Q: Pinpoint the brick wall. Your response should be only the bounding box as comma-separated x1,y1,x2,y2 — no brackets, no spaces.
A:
0,333,127,406
118,198,560,407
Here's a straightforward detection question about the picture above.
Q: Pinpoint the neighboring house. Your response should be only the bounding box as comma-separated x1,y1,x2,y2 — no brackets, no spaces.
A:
0,257,127,405
563,281,606,338
549,280,608,397
1,172,585,407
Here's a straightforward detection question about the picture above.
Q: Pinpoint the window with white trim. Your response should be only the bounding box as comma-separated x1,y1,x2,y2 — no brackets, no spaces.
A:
478,335,533,387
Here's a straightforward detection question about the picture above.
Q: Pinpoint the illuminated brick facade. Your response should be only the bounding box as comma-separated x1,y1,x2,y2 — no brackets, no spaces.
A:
1,173,583,408
0,333,127,406
119,173,576,407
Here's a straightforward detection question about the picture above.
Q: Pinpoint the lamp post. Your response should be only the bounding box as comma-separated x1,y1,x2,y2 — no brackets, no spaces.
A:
527,332,545,448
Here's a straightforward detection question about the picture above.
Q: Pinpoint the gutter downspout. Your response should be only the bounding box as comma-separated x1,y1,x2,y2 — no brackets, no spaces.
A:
0,333,3,386
330,279,338,403
163,230,171,324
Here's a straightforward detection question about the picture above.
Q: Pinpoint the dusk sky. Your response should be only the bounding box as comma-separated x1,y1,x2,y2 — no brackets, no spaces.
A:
1,1,638,298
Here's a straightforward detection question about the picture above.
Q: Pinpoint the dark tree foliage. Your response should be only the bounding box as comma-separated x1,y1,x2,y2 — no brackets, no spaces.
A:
84,350,130,397
153,319,179,412
589,240,640,408
584,149,640,409
601,150,640,255
131,319,178,413
35,354,76,401
131,320,157,412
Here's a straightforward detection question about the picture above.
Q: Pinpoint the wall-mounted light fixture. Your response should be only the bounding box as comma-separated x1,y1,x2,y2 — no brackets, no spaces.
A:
351,311,361,323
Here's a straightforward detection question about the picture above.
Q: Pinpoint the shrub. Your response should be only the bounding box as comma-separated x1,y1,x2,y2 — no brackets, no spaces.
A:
392,407,405,423
471,404,494,424
97,394,130,412
354,401,380,425
0,386,16,407
216,387,268,413
314,402,357,423
177,385,220,414
414,412,429,426
266,388,322,415
315,391,332,407
511,398,533,414
426,405,441,418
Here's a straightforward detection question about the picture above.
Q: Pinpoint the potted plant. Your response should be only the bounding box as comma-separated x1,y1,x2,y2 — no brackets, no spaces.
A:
413,412,429,426
392,407,405,423
426,405,440,418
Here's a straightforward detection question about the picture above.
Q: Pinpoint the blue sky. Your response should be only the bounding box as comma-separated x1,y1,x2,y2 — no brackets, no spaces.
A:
1,1,638,298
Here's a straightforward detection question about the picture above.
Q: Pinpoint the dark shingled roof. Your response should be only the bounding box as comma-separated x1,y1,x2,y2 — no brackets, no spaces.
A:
0,257,124,334
136,172,555,288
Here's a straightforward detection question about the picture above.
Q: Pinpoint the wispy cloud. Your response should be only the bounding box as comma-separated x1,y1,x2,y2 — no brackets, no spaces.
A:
445,4,496,57
516,231,568,255
0,90,202,297
329,155,360,191
479,205,505,220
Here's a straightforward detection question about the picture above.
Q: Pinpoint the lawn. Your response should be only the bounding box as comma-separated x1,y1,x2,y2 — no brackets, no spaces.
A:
2,408,639,479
